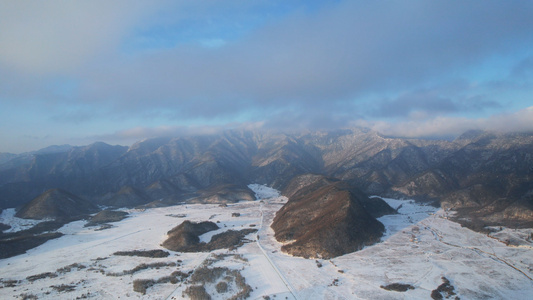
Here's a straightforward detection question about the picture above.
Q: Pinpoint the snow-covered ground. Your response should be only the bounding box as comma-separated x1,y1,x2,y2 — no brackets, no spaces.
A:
1,186,532,299
376,197,439,241
0,208,48,233
248,183,281,200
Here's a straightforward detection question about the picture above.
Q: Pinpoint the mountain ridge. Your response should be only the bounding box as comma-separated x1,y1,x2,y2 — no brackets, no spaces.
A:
1,128,532,229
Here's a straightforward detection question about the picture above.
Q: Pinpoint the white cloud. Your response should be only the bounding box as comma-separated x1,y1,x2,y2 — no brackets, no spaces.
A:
356,106,533,139
85,122,265,145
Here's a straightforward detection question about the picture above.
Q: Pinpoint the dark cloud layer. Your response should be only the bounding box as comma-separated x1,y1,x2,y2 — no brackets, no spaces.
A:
1,1,533,152
76,1,533,119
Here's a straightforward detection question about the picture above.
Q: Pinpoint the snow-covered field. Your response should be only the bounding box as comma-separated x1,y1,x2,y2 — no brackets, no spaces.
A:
1,186,532,299
0,208,48,233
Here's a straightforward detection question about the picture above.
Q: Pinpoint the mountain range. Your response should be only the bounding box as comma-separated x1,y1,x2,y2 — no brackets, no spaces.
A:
1,128,532,231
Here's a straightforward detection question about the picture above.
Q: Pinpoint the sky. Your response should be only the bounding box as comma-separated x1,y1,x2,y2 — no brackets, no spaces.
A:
1,0,533,153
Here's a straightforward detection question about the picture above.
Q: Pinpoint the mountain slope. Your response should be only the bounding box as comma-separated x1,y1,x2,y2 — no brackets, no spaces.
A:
1,128,532,230
391,131,533,228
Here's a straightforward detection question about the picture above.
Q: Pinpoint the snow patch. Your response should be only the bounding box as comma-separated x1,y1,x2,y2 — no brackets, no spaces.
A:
376,197,439,241
248,184,281,200
0,208,49,233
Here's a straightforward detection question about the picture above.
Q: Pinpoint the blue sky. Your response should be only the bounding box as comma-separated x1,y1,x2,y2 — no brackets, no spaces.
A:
1,0,533,153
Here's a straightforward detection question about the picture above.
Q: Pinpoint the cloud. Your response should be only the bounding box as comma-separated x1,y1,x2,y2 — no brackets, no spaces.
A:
50,109,98,124
88,105,533,146
4,1,533,111
356,106,533,139
486,55,533,92
511,56,533,79
373,91,459,118
0,1,158,74
86,122,265,144
72,1,533,120
371,83,502,119
1,1,533,152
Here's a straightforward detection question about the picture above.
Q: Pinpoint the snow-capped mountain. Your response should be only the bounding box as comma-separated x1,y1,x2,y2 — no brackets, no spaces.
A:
1,128,531,230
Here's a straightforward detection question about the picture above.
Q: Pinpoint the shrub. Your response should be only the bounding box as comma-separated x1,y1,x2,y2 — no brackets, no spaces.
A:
158,275,176,284
2,279,19,288
329,279,340,287
187,266,253,300
113,249,170,258
233,254,248,262
132,270,190,294
230,271,253,300
190,267,227,284
206,229,257,251
155,271,189,285
184,285,211,300
216,281,228,293
19,293,38,300
26,272,58,282
57,263,86,273
93,257,108,261
170,270,189,281
431,277,456,300
431,290,443,300
133,279,154,295
51,284,76,292
380,283,415,292
94,224,113,231
107,261,177,276
166,214,187,218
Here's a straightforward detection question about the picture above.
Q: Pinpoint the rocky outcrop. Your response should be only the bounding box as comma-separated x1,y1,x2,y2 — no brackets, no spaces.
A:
272,175,389,258
15,189,98,220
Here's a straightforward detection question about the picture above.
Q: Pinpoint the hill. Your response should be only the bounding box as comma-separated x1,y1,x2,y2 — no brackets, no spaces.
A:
15,189,97,220
272,175,389,258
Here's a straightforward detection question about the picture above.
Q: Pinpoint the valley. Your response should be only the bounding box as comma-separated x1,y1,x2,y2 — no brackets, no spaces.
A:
1,185,532,299
2,2,533,298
